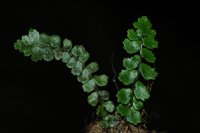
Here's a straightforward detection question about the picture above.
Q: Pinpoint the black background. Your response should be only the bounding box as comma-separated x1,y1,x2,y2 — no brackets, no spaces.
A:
0,1,200,133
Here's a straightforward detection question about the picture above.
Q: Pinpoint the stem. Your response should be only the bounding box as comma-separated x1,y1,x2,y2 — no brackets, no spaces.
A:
111,53,119,90
147,81,154,92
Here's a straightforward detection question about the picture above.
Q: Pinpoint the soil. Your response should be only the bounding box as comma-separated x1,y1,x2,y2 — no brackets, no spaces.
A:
85,120,164,133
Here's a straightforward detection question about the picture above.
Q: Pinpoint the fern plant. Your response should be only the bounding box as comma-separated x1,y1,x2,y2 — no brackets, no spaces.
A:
14,16,158,128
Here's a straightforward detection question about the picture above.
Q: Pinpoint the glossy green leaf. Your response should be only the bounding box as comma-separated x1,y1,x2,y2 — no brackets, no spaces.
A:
126,109,142,125
132,96,144,110
103,115,120,128
14,29,90,65
97,105,108,118
143,29,156,38
143,37,158,49
123,39,141,54
116,88,133,104
82,79,96,93
40,33,50,44
21,36,31,45
140,63,158,80
117,104,131,116
53,48,63,60
136,29,142,38
100,120,109,128
87,92,99,106
78,50,90,63
66,57,76,68
141,48,156,63
127,29,140,40
108,115,120,127
62,52,71,63
123,55,140,70
77,68,90,84
103,101,115,113
32,46,40,54
118,69,138,85
71,61,83,75
63,38,72,51
86,62,99,73
133,16,152,30
43,48,54,61
50,35,61,48
14,29,42,59
31,46,43,61
27,29,40,44
93,74,108,87
98,90,109,100
71,45,85,57
134,81,150,101
14,40,23,51
24,49,32,57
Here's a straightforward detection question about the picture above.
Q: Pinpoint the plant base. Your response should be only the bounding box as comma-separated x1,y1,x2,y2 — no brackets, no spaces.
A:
86,120,157,133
